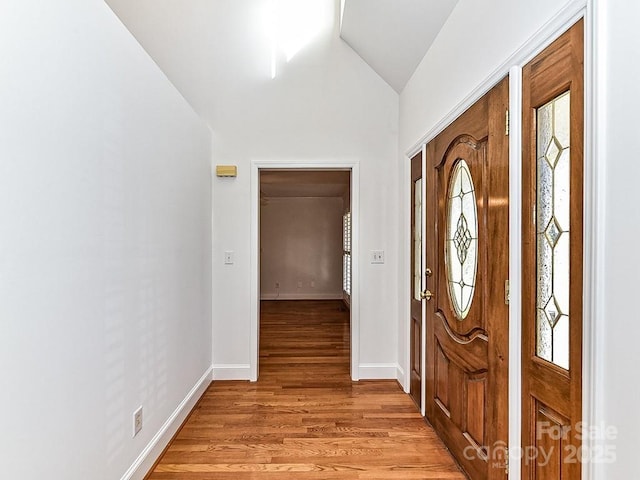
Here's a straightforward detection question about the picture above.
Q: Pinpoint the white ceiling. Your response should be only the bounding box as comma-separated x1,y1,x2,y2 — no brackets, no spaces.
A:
104,0,338,132
340,0,459,92
104,0,458,111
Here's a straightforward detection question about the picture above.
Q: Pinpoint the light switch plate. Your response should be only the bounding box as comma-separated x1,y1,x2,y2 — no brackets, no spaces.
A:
224,251,234,264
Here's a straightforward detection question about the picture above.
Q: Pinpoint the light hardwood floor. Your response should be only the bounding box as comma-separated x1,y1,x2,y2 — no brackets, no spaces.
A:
146,300,465,480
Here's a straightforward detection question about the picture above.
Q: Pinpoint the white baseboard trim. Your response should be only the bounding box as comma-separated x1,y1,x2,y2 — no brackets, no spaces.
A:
120,365,213,480
395,364,408,392
212,363,252,380
260,293,344,300
358,363,399,380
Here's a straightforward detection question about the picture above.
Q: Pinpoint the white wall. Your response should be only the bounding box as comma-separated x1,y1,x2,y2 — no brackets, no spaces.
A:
0,2,212,480
260,197,344,300
208,3,400,379
102,0,399,380
597,0,640,476
400,0,577,150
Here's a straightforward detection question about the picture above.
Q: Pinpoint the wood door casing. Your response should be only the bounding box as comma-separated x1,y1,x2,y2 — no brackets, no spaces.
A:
521,20,584,480
425,78,509,480
409,151,423,409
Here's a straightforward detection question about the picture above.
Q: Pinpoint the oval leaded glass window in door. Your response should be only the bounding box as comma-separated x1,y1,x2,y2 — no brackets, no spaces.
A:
445,159,478,320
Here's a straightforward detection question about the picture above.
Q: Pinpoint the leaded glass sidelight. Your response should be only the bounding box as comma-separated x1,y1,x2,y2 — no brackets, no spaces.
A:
445,160,478,320
535,91,570,370
413,178,422,301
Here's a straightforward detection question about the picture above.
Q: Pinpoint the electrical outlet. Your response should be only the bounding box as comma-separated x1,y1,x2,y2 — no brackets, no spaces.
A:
371,250,385,264
297,281,303,288
133,406,143,437
275,282,280,289
224,251,234,265
310,280,315,288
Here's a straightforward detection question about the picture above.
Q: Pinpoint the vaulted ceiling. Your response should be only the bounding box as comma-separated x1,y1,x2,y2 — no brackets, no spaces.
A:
104,0,458,108
340,0,458,92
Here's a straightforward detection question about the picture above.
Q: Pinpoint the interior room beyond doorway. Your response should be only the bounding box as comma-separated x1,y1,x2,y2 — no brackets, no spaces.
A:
259,169,351,304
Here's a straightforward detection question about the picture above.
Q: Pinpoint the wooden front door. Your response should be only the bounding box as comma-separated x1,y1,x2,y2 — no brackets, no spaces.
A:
521,20,584,480
409,149,424,409
425,78,509,480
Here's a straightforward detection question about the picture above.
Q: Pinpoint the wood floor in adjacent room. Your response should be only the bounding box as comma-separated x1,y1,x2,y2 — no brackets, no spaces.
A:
147,300,464,480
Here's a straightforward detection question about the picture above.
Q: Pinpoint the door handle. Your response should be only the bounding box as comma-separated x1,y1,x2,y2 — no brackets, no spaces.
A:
420,289,434,301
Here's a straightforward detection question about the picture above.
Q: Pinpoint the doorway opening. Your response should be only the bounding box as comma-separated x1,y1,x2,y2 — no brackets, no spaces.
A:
251,166,357,381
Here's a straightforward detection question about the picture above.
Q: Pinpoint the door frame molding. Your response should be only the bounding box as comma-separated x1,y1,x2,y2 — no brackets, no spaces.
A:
250,160,360,381
421,145,427,416
402,2,603,478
